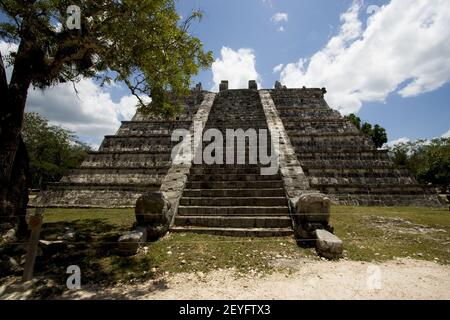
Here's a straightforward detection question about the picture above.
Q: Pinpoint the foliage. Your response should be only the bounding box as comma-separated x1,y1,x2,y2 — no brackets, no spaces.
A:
22,112,91,188
345,113,388,148
0,0,213,116
389,138,450,191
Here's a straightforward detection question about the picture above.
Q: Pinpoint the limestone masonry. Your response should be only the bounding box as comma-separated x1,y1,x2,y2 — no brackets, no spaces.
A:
36,81,442,237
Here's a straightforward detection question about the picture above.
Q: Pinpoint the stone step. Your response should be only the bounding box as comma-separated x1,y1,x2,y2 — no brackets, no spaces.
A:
283,121,354,128
186,180,284,189
294,149,388,157
188,174,281,182
190,164,276,169
313,183,426,194
48,180,161,190
287,132,365,138
278,111,338,118
71,167,170,174
293,142,374,150
32,188,153,208
299,160,395,169
310,176,418,186
179,197,287,206
307,170,412,178
330,193,442,207
46,183,158,191
99,141,174,152
177,206,289,216
175,215,292,228
282,117,348,122
190,166,274,175
82,152,172,168
183,188,285,197
61,173,164,185
170,226,293,237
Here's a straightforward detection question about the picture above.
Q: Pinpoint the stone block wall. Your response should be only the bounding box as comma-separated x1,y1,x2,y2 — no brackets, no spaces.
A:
35,90,207,208
270,88,441,207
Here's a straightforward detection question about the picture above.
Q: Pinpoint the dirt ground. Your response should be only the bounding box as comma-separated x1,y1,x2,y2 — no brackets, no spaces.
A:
58,258,450,300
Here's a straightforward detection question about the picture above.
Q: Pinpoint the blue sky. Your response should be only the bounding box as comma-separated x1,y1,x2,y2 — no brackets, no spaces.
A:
1,0,449,147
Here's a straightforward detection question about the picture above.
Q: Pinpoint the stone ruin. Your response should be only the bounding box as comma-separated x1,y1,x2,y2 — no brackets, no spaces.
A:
34,81,442,257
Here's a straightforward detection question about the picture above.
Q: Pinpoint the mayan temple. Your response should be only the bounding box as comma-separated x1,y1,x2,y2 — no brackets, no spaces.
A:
38,81,441,237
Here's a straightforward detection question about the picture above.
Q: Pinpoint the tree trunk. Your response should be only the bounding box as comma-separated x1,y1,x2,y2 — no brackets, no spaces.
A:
0,136,30,235
0,40,33,236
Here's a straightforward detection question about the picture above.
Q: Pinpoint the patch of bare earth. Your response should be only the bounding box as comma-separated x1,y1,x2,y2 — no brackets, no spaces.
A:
60,258,450,300
367,216,447,236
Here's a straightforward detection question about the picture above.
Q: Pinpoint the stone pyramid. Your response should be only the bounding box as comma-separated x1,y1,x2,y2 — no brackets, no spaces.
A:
38,81,441,236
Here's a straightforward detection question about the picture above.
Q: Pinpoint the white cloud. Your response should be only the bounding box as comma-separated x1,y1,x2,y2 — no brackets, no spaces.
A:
273,64,284,73
271,12,288,24
442,130,450,138
385,137,410,148
279,0,450,115
1,41,141,148
26,79,141,147
261,0,274,7
277,26,285,32
211,47,261,91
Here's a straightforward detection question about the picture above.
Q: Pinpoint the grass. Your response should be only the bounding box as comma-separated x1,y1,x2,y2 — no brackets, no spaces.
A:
1,205,449,293
40,208,315,283
331,206,450,264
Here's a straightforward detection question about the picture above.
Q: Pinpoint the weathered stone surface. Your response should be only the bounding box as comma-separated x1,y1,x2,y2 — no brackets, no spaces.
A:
34,89,206,208
295,193,331,224
135,192,170,226
249,80,258,90
269,88,442,207
145,224,169,241
118,227,147,256
315,229,343,259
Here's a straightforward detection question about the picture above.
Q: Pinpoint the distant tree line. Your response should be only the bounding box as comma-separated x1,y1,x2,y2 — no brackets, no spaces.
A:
388,138,450,193
22,113,91,189
345,114,388,148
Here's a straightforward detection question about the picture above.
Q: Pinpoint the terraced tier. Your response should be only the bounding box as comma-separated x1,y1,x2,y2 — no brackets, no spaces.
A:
35,89,206,207
270,88,441,206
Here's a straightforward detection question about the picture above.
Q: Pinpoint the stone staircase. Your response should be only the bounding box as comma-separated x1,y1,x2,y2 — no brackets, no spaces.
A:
172,89,292,236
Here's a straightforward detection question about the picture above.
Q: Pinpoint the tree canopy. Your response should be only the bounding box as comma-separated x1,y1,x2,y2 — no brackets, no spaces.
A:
22,112,91,189
1,0,213,116
346,113,388,148
389,138,450,192
0,1,213,230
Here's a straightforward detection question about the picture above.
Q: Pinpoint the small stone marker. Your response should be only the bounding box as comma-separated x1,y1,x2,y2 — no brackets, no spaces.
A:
22,213,43,282
315,229,343,259
274,81,283,90
249,80,258,90
118,227,147,256
219,80,229,91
